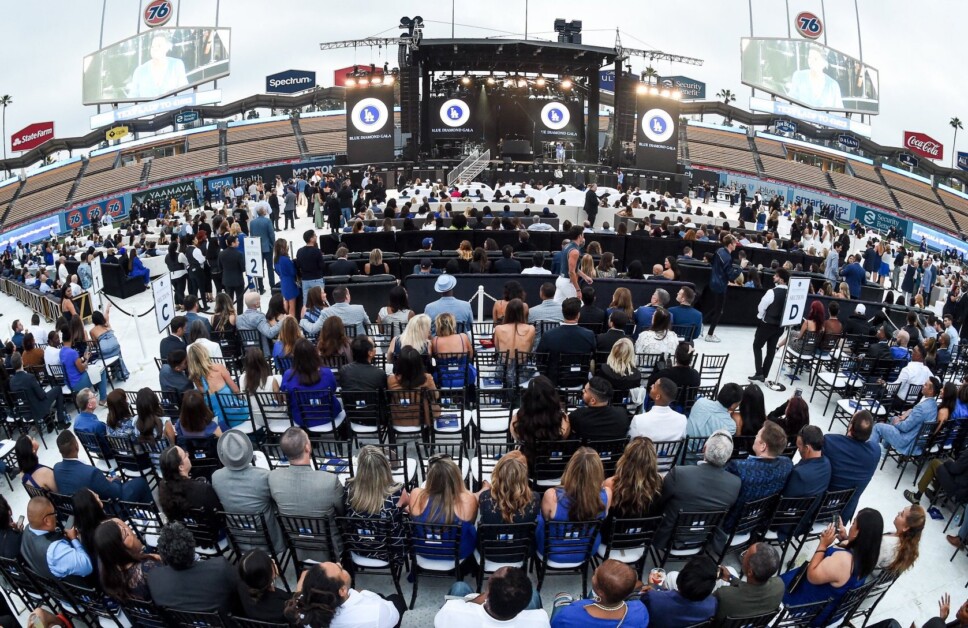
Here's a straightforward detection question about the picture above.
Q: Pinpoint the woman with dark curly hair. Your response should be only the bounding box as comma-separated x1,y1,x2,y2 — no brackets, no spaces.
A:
157,445,222,523
236,549,291,621
510,375,571,463
284,561,403,627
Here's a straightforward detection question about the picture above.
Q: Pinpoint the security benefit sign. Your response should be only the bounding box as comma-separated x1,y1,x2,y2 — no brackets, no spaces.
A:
635,93,680,173
531,100,583,142
345,86,395,164
152,273,176,334
430,97,480,139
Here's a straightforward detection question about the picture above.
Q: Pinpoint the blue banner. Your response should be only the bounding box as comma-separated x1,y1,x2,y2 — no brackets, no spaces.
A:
909,222,968,256
838,134,860,149
958,151,968,172
266,69,317,95
62,194,130,231
775,120,797,134
0,215,60,249
852,204,910,238
599,70,615,93
791,188,851,222
898,154,920,168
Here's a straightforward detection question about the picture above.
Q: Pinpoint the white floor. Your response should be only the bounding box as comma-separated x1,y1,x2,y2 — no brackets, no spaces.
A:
4,208,964,626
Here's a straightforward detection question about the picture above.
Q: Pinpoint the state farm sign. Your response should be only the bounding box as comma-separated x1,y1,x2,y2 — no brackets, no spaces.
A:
904,131,944,161
10,122,55,153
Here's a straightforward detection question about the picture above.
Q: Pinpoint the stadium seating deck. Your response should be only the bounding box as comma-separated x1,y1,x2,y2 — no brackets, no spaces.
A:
892,189,956,232
226,135,302,168
688,142,758,175
939,189,968,221
72,161,145,203
685,126,751,150
304,131,348,156
297,115,346,134
759,155,831,191
880,168,936,201
17,161,81,196
5,181,73,224
827,169,898,211
146,148,221,184
754,137,786,158
848,161,883,184
225,120,294,144
188,131,220,151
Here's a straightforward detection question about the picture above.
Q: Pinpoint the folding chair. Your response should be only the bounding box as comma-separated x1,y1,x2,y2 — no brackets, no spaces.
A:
763,495,820,565
221,511,292,589
342,389,388,445
254,391,292,437
116,500,165,549
596,516,661,579
472,387,515,444
290,389,344,437
718,609,778,628
336,516,405,599
106,435,159,492
653,509,727,568
406,520,468,609
535,519,602,592
475,522,536,591
715,494,779,564
653,439,685,474
470,441,517,490
215,391,261,441
514,350,550,388
585,437,629,477
427,388,470,442
529,439,582,489
785,488,855,566
385,389,431,443
86,338,124,388
415,441,470,487
698,354,729,395
879,421,939,489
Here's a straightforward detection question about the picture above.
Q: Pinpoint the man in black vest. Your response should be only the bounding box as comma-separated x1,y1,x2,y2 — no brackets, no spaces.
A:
21,496,93,584
219,235,246,314
750,268,790,382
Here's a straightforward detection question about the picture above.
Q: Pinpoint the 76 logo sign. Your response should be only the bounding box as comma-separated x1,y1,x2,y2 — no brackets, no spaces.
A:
143,0,173,27
795,12,823,40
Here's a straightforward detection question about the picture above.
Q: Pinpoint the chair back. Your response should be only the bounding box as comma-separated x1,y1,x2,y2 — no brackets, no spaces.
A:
635,352,667,385
119,599,167,628
254,391,292,436
58,578,122,626
48,491,75,530
291,389,340,435
182,507,226,556
699,354,729,391
663,510,727,560
231,618,291,628
554,353,593,389
601,516,661,563
105,435,158,489
679,436,708,466
766,495,819,535
237,329,263,353
824,579,878,627
772,598,834,628
116,500,165,548
514,350,550,387
529,440,582,488
811,488,856,529
215,391,257,435
278,515,336,568
433,352,473,389
319,354,347,372
585,438,629,477
211,330,242,360
335,516,400,569
222,511,276,556
539,519,602,565
416,442,469,487
474,387,515,441
476,522,536,574
718,494,778,561
309,438,354,477
653,440,684,474
475,352,511,391
176,435,221,482
0,555,48,613
385,388,431,436
718,609,779,628
407,519,464,572
75,430,114,470
165,608,232,627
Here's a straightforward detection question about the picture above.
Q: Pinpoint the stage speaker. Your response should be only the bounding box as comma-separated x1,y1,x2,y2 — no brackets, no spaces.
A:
614,78,637,143
399,66,420,134
503,156,513,165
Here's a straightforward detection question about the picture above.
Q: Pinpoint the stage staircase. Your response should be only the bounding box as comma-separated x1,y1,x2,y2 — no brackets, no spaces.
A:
447,149,490,187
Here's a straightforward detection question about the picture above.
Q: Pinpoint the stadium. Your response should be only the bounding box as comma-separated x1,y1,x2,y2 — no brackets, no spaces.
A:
0,1,965,627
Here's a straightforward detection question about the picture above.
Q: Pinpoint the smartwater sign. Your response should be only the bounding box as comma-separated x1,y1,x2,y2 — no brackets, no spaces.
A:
853,204,910,237
265,70,316,95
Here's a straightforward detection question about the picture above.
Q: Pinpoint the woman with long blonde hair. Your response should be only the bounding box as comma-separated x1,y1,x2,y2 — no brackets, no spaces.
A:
537,447,610,561
596,337,641,398
186,343,242,430
477,450,538,524
580,254,597,280
387,313,432,362
604,438,663,518
878,504,925,574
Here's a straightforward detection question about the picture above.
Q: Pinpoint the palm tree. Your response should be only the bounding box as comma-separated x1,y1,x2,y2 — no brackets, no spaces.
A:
717,89,736,105
0,95,11,164
951,117,963,169
641,66,659,86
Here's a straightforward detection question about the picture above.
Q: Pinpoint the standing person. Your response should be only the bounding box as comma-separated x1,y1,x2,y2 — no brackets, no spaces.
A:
247,203,276,294
825,242,842,283
165,242,187,308
920,256,937,305
282,187,296,231
750,268,789,382
186,233,209,309
273,240,298,317
705,234,741,343
583,183,600,227
218,235,246,314
267,185,281,231
555,226,592,303
295,230,326,305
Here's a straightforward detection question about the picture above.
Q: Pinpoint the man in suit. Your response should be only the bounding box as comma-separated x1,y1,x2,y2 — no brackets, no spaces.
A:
327,247,359,276
319,286,371,336
52,430,153,503
782,425,832,498
283,187,297,230
577,286,606,330
8,352,65,428
268,427,344,561
653,430,741,549
583,183,600,227
537,297,595,387
211,430,285,554
158,316,188,362
823,410,880,522
668,286,703,341
841,254,866,299
146,522,239,613
492,246,523,274
247,203,276,293
182,295,212,334
871,376,938,455
219,234,246,314
237,291,283,355
865,325,892,361
267,187,281,230
596,311,629,354
633,288,670,338
159,348,193,395
750,268,789,382
920,256,937,303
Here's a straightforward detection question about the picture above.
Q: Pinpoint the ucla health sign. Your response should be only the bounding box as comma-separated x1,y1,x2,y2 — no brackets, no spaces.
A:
265,69,316,95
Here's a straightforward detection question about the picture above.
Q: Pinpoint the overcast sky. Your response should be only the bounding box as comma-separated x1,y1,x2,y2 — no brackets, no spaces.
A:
2,0,966,162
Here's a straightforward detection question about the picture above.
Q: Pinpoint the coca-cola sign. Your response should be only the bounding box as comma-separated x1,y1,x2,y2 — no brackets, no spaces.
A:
904,131,944,161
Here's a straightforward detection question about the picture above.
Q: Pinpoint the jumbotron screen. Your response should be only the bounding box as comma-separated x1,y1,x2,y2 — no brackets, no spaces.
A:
740,38,879,115
82,27,231,105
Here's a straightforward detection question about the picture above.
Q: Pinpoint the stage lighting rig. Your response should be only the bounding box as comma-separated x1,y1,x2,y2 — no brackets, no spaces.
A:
553,19,583,44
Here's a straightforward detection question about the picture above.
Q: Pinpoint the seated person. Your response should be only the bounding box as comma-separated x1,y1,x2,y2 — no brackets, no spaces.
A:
435,566,547,627
567,377,630,442
145,522,239,613
52,430,153,504
714,542,784,623
630,377,688,442
641,556,718,628
551,560,648,627
21,495,92,583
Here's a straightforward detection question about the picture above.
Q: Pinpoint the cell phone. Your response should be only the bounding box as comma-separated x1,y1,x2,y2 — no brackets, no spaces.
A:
16,515,24,528
794,387,803,398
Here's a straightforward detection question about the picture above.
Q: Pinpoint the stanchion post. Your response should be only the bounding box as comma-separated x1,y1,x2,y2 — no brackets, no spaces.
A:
476,285,485,323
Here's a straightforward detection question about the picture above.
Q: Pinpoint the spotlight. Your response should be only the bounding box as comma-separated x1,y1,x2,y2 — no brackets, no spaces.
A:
671,90,681,100
536,75,546,87
650,86,659,95
358,76,369,86
518,78,528,88
636,84,648,94
461,74,471,85
560,77,572,89
371,75,383,85
486,75,495,85
345,77,356,87
660,89,670,98
383,74,394,86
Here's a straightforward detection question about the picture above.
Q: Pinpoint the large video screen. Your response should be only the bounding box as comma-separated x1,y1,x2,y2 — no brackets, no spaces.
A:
83,27,231,105
741,38,879,114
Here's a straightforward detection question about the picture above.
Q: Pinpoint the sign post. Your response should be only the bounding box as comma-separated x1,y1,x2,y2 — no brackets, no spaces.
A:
767,277,811,391
90,256,104,311
244,237,263,279
152,274,175,334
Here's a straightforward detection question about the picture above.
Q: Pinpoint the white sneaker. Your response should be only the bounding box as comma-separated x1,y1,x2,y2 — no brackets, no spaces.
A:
705,334,721,343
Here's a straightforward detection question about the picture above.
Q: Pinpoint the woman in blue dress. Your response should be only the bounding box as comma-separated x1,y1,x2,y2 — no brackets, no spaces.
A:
536,446,611,563
186,343,247,431
127,249,151,286
273,239,299,317
408,454,478,569
279,339,344,433
779,508,883,627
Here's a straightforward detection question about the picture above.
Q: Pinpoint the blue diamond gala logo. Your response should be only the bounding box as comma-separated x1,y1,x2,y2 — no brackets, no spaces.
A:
439,99,471,127
350,98,389,133
642,108,674,143
541,102,571,131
